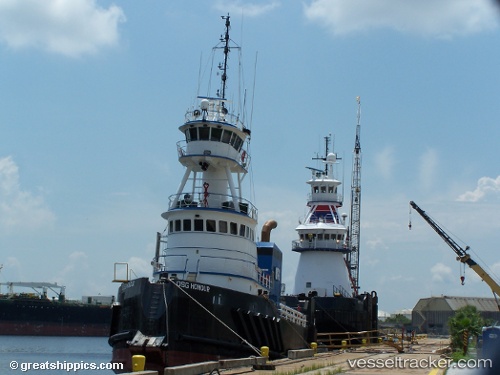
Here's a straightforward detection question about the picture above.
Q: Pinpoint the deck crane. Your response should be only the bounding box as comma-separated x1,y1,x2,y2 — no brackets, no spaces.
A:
347,97,362,295
409,201,500,311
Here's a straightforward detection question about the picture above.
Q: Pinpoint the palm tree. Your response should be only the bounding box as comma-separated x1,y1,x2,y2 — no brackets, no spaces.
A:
448,305,484,355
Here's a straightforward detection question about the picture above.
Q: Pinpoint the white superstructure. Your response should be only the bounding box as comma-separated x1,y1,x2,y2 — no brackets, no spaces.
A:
153,16,269,296
292,139,353,297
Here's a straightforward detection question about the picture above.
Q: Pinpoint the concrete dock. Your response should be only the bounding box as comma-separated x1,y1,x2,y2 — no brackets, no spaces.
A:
126,337,450,375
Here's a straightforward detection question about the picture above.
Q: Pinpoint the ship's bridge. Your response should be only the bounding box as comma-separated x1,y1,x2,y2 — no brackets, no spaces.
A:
292,223,349,254
178,97,251,174
307,178,342,205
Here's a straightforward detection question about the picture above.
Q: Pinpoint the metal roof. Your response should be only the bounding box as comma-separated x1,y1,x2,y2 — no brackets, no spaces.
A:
414,296,499,312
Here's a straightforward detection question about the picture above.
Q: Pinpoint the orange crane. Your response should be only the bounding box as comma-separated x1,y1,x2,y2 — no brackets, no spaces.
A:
409,201,500,310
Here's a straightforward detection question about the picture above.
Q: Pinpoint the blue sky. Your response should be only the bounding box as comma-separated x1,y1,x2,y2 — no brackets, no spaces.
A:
1,0,500,315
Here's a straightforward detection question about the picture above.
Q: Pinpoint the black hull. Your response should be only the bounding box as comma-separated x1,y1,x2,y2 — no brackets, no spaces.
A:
284,291,378,341
0,298,112,336
109,278,313,372
314,292,378,334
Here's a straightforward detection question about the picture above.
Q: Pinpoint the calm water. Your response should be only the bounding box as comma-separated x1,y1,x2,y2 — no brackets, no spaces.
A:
0,336,117,374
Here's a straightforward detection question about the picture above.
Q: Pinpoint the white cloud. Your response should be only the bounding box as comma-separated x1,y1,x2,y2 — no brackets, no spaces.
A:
457,176,500,202
0,156,55,233
419,148,438,191
214,0,280,17
58,251,89,280
0,0,125,57
304,0,499,38
374,146,394,180
430,262,453,282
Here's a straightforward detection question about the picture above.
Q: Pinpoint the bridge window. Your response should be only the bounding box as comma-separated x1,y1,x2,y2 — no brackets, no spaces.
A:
175,220,181,232
239,224,246,237
219,220,227,233
206,219,216,232
194,219,204,231
183,219,191,231
232,136,243,151
188,127,198,141
211,127,222,142
230,222,238,235
199,126,209,140
222,130,232,144
328,186,334,193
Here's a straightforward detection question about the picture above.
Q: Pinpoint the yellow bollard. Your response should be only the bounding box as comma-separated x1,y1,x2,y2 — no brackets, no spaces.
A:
132,355,146,372
310,342,317,355
378,337,382,344
261,346,269,361
361,338,366,348
341,340,347,349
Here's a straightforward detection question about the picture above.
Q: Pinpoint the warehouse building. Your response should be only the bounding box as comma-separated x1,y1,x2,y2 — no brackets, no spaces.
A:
412,296,500,335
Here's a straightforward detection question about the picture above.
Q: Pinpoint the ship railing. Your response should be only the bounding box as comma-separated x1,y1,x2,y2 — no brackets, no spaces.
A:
168,192,257,220
316,330,381,350
278,303,308,327
333,285,350,298
185,97,244,129
308,213,340,224
257,271,271,290
292,239,349,253
308,192,343,204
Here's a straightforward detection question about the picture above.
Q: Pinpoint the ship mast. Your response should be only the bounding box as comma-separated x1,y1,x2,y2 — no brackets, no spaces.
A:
348,96,362,295
312,135,332,175
218,15,231,104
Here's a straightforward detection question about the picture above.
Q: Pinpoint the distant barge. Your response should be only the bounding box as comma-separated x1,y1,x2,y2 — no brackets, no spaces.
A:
0,282,113,336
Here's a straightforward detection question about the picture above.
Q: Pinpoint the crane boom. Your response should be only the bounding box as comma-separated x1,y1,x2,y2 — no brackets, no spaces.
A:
409,201,500,300
348,96,362,295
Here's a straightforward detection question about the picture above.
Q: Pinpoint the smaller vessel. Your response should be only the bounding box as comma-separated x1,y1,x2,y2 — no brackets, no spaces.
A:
0,282,113,336
283,133,377,335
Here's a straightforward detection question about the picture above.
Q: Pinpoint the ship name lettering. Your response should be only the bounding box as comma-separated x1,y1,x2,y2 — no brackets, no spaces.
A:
191,283,210,292
177,281,190,289
122,280,135,290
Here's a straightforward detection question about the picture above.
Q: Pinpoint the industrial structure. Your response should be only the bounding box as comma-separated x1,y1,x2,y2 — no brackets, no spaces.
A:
347,97,362,294
412,296,500,335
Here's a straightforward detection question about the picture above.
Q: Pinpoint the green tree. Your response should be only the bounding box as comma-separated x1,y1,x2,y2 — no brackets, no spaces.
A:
384,314,411,326
448,305,484,355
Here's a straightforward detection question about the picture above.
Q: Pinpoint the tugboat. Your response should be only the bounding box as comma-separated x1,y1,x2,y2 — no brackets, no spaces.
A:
108,15,314,372
283,105,377,338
